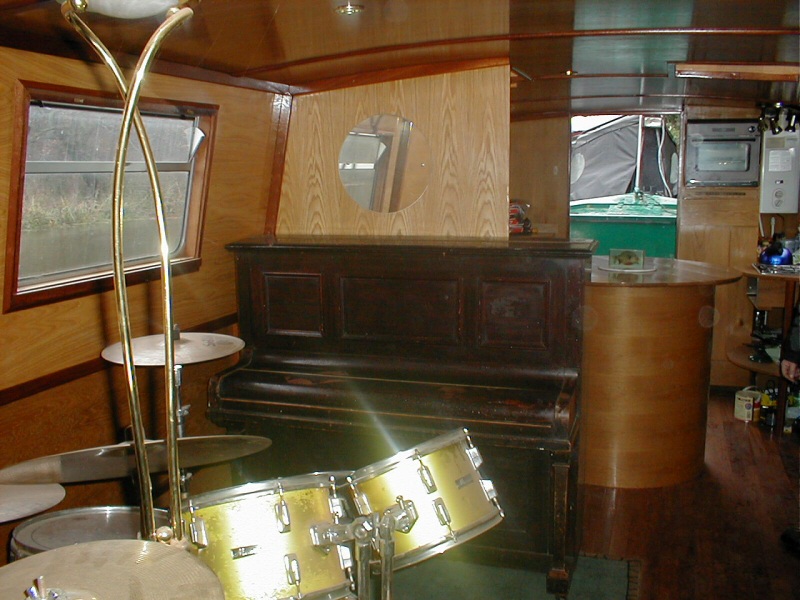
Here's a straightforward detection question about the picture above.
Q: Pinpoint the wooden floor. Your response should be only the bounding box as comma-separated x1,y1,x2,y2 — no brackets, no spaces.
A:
580,388,800,600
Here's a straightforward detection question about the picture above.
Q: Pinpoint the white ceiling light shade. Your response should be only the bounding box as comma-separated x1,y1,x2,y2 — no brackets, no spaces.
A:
57,0,182,19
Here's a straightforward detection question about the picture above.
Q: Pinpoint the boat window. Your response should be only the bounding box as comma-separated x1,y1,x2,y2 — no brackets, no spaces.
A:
569,114,680,258
4,84,217,312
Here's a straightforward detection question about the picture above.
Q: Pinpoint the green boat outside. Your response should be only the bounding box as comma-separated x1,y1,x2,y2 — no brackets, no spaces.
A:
569,193,677,258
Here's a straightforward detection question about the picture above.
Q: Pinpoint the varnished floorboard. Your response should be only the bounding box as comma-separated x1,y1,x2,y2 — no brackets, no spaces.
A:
580,388,800,600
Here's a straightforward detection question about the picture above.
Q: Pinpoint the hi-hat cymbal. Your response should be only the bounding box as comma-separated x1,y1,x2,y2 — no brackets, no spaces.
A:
0,539,224,599
0,484,65,523
0,435,271,485
102,332,245,366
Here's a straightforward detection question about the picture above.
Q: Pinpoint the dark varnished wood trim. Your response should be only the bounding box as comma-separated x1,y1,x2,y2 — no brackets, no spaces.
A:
150,59,293,95
2,80,29,315
0,0,48,13
0,312,239,407
6,258,203,313
237,27,799,80
263,94,292,236
289,57,509,96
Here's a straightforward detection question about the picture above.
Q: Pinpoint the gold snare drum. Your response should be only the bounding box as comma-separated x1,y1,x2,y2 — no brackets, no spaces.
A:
184,473,353,600
347,428,503,569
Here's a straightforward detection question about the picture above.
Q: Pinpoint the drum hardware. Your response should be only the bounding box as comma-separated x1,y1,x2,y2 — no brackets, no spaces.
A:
0,435,271,485
311,496,418,600
102,327,245,500
0,484,66,524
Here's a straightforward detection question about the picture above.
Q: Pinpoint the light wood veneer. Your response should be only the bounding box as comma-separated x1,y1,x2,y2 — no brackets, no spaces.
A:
580,257,740,488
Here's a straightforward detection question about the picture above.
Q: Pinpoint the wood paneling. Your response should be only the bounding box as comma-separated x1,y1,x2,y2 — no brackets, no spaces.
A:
0,46,277,559
581,284,716,488
277,66,509,238
678,185,761,387
0,349,239,567
0,46,277,392
510,117,570,238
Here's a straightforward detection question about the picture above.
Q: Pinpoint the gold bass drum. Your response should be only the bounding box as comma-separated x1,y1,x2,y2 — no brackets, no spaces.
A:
184,472,354,600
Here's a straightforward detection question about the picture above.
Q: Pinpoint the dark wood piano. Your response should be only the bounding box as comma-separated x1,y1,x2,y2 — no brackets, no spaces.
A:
209,235,595,596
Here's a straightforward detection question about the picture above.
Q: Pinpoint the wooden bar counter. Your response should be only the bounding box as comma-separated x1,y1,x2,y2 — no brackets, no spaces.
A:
580,256,740,488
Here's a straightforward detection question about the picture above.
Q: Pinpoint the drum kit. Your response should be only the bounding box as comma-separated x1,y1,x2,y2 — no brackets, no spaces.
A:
0,3,505,598
0,330,504,599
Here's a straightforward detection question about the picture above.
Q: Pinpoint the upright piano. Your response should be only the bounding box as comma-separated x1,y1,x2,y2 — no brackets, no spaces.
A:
208,235,595,596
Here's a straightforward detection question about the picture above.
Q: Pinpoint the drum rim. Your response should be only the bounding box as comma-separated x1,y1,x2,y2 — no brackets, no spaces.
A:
349,428,469,483
10,505,170,555
392,510,504,570
186,471,352,510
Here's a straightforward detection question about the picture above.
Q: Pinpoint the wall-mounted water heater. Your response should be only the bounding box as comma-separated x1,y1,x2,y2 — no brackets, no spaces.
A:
760,109,800,213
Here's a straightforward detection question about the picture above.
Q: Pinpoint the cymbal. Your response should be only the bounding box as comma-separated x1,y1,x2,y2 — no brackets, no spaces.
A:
102,332,245,366
0,435,271,485
0,484,65,523
0,539,224,599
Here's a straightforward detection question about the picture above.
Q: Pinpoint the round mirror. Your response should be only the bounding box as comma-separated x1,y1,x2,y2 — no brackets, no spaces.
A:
338,114,430,212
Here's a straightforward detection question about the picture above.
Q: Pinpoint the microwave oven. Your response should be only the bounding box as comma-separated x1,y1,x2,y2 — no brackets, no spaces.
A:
685,120,761,187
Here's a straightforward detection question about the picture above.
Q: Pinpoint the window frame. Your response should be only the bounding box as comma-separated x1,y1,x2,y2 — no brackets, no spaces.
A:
4,81,217,313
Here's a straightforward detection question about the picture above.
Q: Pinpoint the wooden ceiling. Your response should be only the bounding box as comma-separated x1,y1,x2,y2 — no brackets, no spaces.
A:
0,0,797,119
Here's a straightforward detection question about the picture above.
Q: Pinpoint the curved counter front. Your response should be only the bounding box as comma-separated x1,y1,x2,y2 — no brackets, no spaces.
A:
581,256,741,488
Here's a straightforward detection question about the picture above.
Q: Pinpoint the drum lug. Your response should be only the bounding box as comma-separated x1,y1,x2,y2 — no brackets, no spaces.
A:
349,477,373,515
284,552,302,586
433,497,452,528
188,515,208,549
466,444,483,470
416,459,437,493
275,497,291,533
481,479,505,518
329,495,346,522
480,478,497,501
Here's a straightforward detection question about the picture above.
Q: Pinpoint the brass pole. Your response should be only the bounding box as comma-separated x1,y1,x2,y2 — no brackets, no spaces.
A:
60,0,193,541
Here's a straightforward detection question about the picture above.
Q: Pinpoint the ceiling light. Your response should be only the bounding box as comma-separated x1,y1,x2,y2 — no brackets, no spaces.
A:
335,2,364,15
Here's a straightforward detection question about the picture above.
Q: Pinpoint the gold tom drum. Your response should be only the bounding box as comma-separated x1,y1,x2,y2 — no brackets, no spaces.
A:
347,428,503,569
184,472,353,600
9,505,170,561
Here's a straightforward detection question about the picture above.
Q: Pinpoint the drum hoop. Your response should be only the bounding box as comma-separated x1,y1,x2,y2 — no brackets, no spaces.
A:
350,428,469,483
11,506,169,550
392,510,503,569
186,471,350,510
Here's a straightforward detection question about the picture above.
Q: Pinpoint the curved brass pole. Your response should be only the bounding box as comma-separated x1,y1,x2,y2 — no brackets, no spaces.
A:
60,1,193,541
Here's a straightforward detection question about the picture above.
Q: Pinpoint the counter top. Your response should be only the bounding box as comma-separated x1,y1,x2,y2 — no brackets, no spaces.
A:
742,264,800,283
588,256,741,287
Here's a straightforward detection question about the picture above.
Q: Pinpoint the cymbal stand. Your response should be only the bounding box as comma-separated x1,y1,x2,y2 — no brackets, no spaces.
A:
59,1,193,543
172,360,195,499
311,497,418,600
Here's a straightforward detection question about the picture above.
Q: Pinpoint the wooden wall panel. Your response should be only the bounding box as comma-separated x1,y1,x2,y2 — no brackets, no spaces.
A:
0,46,277,391
510,117,570,238
0,350,240,566
277,66,509,238
0,46,277,554
678,188,760,387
